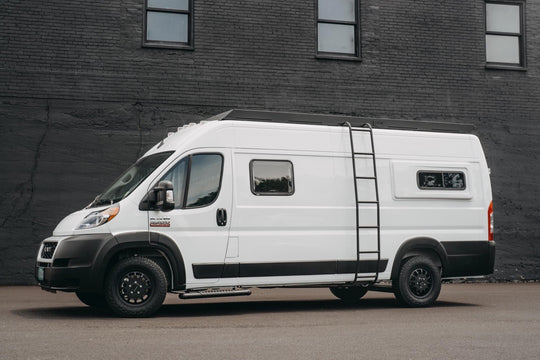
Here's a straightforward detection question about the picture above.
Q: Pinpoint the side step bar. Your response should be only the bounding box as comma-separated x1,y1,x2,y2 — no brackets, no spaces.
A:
179,288,252,300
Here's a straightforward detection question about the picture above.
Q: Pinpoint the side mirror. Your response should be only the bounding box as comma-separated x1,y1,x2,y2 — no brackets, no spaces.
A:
139,180,175,211
155,180,175,211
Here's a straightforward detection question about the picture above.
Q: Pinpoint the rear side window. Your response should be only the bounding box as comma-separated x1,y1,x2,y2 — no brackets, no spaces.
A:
250,160,294,195
418,171,466,190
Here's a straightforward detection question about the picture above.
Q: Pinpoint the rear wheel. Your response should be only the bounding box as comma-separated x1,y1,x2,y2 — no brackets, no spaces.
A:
330,286,369,304
393,255,441,307
104,257,167,318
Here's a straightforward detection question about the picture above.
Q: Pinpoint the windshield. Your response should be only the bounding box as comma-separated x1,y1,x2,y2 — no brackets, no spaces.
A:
88,151,174,207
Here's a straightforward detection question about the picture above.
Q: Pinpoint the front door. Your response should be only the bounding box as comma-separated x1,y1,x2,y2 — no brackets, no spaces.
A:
148,149,232,285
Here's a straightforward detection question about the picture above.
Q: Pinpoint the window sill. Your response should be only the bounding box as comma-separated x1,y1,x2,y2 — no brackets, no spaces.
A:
142,42,194,50
485,63,527,71
316,54,362,62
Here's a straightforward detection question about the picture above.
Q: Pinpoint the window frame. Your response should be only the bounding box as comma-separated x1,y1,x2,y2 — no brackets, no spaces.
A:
416,171,467,191
142,0,194,50
160,153,224,210
249,160,295,196
485,0,526,70
315,0,361,61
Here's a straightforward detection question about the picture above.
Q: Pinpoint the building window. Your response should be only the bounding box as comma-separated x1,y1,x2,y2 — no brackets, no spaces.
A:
316,0,360,59
250,160,294,196
485,1,525,69
143,0,193,49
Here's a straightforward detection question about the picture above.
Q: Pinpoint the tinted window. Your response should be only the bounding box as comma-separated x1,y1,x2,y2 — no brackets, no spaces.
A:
161,158,188,209
250,160,294,195
159,153,223,209
186,154,223,208
418,171,466,190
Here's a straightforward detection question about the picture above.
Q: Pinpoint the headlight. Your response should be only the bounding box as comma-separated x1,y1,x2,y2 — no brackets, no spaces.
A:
76,204,120,230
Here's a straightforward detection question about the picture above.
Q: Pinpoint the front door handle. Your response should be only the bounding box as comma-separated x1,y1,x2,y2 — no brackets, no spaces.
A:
216,208,227,226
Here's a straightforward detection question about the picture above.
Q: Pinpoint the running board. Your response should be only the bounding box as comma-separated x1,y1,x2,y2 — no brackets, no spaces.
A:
179,288,252,300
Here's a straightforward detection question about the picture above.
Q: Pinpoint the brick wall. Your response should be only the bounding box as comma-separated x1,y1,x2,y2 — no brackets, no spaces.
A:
1,0,539,283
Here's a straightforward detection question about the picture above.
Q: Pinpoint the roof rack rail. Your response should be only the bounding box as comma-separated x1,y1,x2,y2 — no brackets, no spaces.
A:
209,109,475,133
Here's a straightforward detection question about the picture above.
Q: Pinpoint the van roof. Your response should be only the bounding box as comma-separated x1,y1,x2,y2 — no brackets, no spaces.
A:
208,109,475,133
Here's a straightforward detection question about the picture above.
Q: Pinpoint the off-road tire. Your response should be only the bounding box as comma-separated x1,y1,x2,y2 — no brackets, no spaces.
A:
104,256,167,318
393,255,441,307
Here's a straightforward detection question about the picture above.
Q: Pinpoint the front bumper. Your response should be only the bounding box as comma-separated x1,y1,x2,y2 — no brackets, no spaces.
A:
36,234,115,292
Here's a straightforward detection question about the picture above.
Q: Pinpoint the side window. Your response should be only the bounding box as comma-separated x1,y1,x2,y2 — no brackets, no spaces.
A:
418,171,466,190
161,157,188,208
250,160,294,196
186,154,223,208
160,154,223,209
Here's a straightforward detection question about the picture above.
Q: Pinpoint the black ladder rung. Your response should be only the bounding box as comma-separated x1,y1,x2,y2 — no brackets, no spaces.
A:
357,201,379,204
350,128,373,132
355,176,376,180
359,251,380,254
353,152,374,156
358,226,379,229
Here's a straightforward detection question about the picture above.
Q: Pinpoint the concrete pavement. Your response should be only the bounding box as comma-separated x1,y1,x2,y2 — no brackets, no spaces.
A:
0,283,539,359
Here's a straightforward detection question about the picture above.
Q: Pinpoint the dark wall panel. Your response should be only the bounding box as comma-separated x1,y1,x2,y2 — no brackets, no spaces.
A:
1,0,539,283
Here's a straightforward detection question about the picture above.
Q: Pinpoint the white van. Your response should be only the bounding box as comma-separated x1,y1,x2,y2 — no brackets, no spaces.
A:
35,110,495,317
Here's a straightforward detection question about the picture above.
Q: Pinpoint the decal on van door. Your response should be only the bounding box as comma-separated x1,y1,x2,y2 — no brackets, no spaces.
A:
150,217,171,227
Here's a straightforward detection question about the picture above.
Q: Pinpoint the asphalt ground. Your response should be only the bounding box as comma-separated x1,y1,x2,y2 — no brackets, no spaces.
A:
0,283,538,360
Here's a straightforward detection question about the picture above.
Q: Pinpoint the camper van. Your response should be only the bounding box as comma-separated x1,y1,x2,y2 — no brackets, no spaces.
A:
35,110,495,317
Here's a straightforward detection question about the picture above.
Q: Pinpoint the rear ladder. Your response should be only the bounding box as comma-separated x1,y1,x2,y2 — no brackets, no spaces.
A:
343,122,381,284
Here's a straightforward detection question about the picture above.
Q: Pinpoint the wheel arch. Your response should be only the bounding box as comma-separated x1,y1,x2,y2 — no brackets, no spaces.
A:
93,232,186,292
391,237,448,280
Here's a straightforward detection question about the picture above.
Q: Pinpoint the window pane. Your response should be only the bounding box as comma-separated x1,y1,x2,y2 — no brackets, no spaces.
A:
147,11,188,43
148,0,189,11
418,172,443,189
98,151,173,205
318,23,355,54
251,160,294,195
186,155,223,208
318,0,355,22
486,3,520,33
161,158,188,209
486,35,520,64
443,173,466,189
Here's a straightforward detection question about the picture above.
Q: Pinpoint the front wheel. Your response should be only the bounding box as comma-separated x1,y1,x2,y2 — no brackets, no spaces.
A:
330,286,369,304
104,257,167,318
393,255,441,307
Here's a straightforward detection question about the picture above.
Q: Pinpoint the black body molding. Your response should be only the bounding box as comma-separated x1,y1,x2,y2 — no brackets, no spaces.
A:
36,232,186,293
391,237,495,279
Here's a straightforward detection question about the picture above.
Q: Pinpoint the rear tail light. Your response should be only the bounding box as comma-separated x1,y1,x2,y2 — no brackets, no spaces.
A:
488,201,494,241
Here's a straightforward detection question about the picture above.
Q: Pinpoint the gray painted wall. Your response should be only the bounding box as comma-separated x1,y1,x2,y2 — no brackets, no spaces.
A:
1,0,539,283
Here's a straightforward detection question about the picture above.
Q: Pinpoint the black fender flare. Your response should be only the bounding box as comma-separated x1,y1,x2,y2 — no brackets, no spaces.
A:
391,237,449,280
91,232,186,292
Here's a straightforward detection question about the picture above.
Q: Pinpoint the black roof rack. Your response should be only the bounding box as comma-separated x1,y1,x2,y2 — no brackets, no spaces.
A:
209,109,475,133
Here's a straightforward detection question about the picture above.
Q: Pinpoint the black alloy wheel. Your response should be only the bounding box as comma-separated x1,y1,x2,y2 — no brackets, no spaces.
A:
393,255,441,307
105,257,167,317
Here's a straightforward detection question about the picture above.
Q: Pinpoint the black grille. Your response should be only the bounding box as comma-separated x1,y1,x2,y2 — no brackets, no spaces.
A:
41,242,57,259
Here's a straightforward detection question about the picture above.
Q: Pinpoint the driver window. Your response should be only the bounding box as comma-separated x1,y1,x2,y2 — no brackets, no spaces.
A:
160,153,223,209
